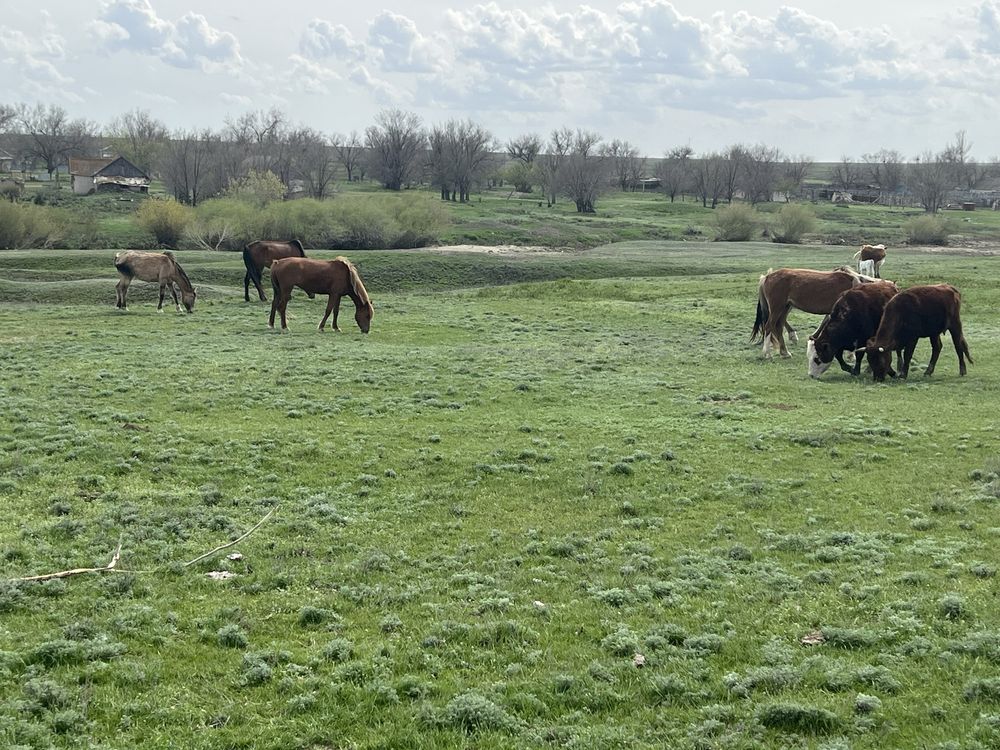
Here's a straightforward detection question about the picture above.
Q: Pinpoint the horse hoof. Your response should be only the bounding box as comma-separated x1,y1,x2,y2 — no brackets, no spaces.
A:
156,309,164,314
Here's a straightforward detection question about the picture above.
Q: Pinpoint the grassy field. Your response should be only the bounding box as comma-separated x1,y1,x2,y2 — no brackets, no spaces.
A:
1,243,999,748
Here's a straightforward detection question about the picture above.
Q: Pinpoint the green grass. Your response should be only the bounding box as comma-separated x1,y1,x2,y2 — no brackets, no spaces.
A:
0,244,999,748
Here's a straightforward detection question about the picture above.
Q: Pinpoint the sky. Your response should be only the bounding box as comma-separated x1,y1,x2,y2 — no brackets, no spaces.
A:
2,0,999,160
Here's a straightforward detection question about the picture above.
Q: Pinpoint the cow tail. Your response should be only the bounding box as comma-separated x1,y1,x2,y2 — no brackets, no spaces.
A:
243,245,263,290
750,273,768,343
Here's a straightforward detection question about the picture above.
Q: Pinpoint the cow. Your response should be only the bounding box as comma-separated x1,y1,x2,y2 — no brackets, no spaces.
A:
865,284,972,382
853,244,886,278
807,281,900,378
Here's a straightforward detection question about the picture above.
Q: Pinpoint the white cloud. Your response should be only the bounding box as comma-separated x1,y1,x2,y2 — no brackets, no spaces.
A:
300,19,367,62
90,0,242,72
0,25,75,96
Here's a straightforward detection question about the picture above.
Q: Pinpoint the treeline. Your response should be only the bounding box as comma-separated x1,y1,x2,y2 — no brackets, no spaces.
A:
0,102,996,216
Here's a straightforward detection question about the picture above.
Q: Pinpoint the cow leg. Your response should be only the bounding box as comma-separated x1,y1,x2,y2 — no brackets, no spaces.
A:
900,341,918,379
924,334,943,377
319,295,336,331
950,327,970,376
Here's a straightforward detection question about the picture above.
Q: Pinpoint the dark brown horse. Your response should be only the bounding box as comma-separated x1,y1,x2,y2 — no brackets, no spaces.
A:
115,250,196,313
269,256,373,333
751,267,864,358
243,239,306,301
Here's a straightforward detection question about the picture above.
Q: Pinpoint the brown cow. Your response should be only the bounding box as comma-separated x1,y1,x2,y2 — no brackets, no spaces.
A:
807,280,899,378
865,284,972,382
853,244,886,278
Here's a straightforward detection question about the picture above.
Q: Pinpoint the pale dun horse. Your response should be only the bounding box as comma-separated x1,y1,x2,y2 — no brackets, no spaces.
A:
751,267,863,358
114,250,197,313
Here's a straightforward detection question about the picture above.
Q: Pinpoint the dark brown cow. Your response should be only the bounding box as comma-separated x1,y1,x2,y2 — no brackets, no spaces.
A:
807,280,899,378
865,284,972,382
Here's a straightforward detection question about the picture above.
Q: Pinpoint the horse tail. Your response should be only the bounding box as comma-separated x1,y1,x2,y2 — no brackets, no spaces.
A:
243,244,264,290
962,337,973,365
270,261,282,298
750,272,769,343
290,239,305,257
853,248,863,259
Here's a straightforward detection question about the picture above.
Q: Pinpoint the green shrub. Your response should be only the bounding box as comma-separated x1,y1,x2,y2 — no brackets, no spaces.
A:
0,203,68,249
137,199,191,248
335,198,393,249
225,170,286,208
187,198,259,251
715,203,760,242
905,214,949,245
391,193,448,248
772,204,816,244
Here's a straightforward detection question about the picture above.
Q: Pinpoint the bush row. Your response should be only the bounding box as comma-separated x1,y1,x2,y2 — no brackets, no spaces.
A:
713,203,950,245
182,194,449,251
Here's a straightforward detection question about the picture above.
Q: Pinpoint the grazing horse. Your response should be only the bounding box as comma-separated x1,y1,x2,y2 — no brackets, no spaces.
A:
751,267,864,358
269,256,373,333
243,239,306,302
114,250,196,313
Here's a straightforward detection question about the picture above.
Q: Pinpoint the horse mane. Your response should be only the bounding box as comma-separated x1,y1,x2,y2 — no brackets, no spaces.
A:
336,256,371,306
291,239,305,256
167,253,194,291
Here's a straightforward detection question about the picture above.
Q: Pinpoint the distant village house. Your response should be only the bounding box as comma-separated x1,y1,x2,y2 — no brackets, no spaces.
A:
0,149,14,173
69,156,150,195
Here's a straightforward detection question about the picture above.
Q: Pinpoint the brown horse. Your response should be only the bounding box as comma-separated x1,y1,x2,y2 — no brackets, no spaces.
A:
751,267,864,358
115,250,196,313
243,239,306,301
269,256,373,333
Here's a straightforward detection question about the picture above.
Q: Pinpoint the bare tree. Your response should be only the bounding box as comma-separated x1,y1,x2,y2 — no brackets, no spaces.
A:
863,148,906,203
691,151,726,208
18,103,93,180
721,144,745,203
332,131,364,182
161,129,220,206
427,119,494,203
290,128,337,199
909,151,951,213
539,127,573,207
506,133,541,192
365,109,426,190
780,155,813,200
941,130,988,190
107,109,168,176
657,145,693,202
561,130,607,213
0,104,15,133
602,139,645,191
739,143,784,204
831,156,861,193
222,107,294,186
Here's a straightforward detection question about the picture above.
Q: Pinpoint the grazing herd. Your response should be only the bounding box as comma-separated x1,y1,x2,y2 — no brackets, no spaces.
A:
112,240,972,382
113,244,374,333
760,243,972,382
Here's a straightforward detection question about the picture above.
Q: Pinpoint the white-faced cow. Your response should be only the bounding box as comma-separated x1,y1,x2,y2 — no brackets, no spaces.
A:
853,244,886,278
865,284,972,382
807,281,900,378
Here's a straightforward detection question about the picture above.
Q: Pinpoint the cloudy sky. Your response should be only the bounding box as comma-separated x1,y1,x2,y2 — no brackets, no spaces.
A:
2,0,999,160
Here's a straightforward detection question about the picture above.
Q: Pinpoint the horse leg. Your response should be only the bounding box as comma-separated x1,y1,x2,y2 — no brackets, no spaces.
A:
168,283,181,312
331,294,343,331
244,272,252,302
157,283,166,313
924,334,943,377
786,322,798,345
278,291,291,330
319,295,335,331
769,306,791,358
268,296,277,329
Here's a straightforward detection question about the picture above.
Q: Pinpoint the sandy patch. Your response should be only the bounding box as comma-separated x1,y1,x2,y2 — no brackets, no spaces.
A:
426,244,573,256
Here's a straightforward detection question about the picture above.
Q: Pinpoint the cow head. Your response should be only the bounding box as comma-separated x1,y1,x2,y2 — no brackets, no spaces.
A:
865,340,893,382
807,337,834,378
